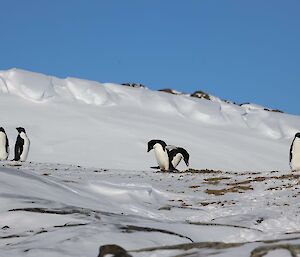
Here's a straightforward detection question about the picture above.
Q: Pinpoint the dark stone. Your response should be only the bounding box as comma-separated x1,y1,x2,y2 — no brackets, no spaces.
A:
158,88,180,95
256,217,264,224
264,108,284,113
239,102,250,106
121,83,145,88
190,90,210,100
98,244,132,257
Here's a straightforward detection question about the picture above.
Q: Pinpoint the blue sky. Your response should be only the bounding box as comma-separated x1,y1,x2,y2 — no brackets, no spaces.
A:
0,0,299,114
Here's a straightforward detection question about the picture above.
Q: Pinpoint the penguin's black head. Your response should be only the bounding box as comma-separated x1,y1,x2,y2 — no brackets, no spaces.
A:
178,147,190,166
147,139,167,152
0,127,5,133
295,132,300,138
16,127,26,133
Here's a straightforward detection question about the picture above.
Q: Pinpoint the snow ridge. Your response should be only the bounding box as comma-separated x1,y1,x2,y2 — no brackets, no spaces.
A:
0,68,299,171
0,68,298,138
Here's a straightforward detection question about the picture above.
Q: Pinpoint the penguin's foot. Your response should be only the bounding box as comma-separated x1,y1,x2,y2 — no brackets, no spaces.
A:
150,166,160,169
6,160,22,166
168,168,179,173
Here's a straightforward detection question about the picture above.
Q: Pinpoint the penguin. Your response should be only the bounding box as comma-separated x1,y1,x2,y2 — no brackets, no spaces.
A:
0,127,9,160
290,132,300,171
13,127,30,162
168,147,190,169
147,139,174,171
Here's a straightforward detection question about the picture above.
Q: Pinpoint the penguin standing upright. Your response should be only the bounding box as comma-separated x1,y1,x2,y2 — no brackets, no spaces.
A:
14,127,30,162
0,127,9,160
147,139,174,171
290,132,300,171
168,147,190,169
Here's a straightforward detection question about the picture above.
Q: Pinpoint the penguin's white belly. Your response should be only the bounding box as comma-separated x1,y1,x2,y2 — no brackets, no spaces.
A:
20,137,30,162
154,146,169,171
172,154,183,168
0,134,8,160
291,139,300,171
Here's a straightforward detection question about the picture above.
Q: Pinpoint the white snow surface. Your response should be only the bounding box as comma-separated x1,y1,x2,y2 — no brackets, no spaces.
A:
0,68,300,256
1,163,300,257
0,68,299,171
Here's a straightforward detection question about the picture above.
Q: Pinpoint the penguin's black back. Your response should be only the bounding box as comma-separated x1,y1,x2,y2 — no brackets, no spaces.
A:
148,139,167,151
0,127,9,154
290,133,300,163
14,135,24,161
168,147,189,162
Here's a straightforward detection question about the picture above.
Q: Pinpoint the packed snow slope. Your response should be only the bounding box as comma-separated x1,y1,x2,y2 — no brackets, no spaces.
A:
0,68,299,171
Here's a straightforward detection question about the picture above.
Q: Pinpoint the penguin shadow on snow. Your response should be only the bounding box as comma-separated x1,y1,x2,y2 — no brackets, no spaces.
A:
147,139,190,173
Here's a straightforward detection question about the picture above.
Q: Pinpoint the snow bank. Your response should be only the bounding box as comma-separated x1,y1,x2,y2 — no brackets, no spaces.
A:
0,68,299,171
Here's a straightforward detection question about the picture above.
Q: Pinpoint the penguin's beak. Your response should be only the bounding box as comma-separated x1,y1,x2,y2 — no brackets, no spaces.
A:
185,161,189,166
147,147,151,152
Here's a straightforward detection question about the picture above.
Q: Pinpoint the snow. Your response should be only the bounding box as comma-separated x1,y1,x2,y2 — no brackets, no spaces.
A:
0,68,299,171
1,163,300,257
0,68,300,256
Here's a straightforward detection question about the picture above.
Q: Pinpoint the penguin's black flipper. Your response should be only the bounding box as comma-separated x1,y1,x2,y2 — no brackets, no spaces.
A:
167,152,177,172
150,166,160,169
14,135,24,161
5,134,9,154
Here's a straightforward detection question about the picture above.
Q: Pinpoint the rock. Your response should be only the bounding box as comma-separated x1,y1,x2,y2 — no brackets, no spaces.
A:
121,83,145,88
98,244,132,257
264,108,284,113
190,90,210,100
158,88,181,95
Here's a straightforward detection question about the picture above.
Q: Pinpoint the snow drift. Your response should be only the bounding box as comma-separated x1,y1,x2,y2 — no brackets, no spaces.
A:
0,68,299,171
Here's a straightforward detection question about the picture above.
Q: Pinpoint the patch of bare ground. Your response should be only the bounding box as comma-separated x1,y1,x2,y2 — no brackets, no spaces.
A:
0,234,26,240
0,223,88,243
120,225,194,243
130,241,242,253
224,171,262,175
250,244,300,257
225,173,300,190
199,200,237,206
203,176,231,185
205,185,253,196
129,237,300,256
182,169,222,174
8,207,101,220
185,221,263,232
227,176,267,186
267,184,296,191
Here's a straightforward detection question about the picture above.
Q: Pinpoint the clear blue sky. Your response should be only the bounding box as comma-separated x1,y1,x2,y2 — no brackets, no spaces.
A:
0,0,299,114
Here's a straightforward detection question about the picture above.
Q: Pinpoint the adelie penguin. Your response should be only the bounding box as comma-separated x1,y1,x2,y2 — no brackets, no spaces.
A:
13,127,30,162
168,146,190,169
290,132,300,171
0,127,9,161
147,139,175,172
